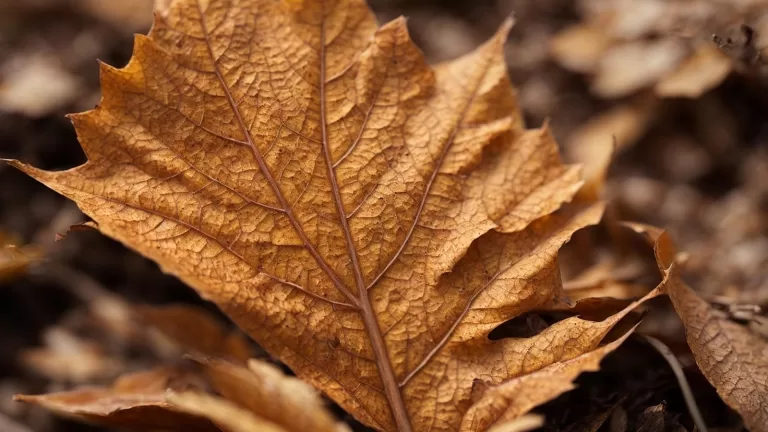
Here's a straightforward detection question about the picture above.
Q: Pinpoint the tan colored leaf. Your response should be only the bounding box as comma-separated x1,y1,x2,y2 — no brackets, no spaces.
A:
628,224,768,431
0,232,40,282
655,45,733,98
567,97,656,199
166,392,288,432
459,325,639,432
486,414,544,432
17,357,350,432
15,366,218,431
195,357,349,432
21,328,124,383
135,304,253,363
551,0,767,99
593,40,688,98
5,0,638,429
550,24,612,74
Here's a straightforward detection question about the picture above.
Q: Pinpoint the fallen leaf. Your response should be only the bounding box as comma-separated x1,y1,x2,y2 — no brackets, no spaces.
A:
17,357,349,432
628,224,768,431
0,232,40,282
655,44,733,98
166,391,288,432
6,0,647,429
550,24,612,74
21,328,124,383
593,40,688,98
195,357,349,432
460,325,639,431
551,0,767,99
135,304,253,363
566,97,659,205
15,366,217,431
486,414,544,432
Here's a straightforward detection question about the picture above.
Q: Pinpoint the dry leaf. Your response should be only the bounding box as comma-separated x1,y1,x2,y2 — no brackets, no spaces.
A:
6,0,649,429
21,328,124,383
18,357,349,432
460,326,638,431
567,98,657,192
551,0,768,99
196,357,349,432
166,392,288,432
15,366,218,431
135,304,253,363
593,40,688,98
550,24,612,74
655,44,733,98
628,224,768,431
486,414,544,432
0,232,40,282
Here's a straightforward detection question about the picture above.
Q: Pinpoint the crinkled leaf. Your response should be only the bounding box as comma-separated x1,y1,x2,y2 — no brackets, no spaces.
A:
628,223,768,432
15,366,217,431
460,328,637,432
195,356,349,432
4,0,646,429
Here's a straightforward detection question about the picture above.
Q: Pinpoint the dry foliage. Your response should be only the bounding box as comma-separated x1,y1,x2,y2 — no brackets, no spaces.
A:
551,0,768,98
17,357,351,432
629,224,768,431
0,232,40,282
5,0,768,431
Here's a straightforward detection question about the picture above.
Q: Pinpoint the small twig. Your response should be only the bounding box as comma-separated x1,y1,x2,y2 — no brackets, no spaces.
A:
639,334,708,432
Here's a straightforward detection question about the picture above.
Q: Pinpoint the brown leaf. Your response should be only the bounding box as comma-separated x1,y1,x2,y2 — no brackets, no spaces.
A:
0,232,40,282
166,391,288,432
6,1,638,430
195,357,349,432
629,224,768,431
486,414,544,432
17,357,348,432
21,328,124,383
135,304,253,363
550,0,767,99
567,98,657,191
460,325,638,432
655,45,733,98
15,366,218,431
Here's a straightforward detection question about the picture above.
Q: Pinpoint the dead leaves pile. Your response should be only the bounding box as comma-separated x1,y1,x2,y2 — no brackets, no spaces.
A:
5,0,768,431
551,0,768,99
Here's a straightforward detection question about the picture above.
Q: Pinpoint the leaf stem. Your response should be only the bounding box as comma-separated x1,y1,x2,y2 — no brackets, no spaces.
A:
317,7,413,431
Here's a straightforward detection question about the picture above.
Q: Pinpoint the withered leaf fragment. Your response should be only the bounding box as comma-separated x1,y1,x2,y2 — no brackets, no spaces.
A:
15,367,218,431
460,327,637,432
17,357,348,432
628,224,768,432
134,304,253,363
0,233,40,281
6,0,644,429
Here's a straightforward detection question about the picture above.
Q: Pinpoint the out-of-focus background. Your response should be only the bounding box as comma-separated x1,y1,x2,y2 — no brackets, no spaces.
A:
1,0,767,431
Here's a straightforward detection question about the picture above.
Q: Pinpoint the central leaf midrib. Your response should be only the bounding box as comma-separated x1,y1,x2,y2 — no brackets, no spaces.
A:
314,7,414,432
